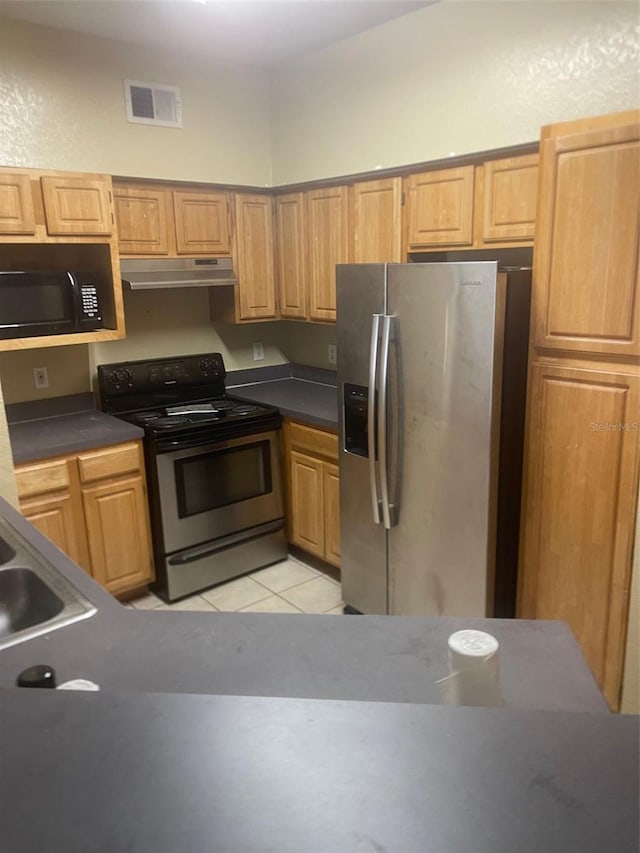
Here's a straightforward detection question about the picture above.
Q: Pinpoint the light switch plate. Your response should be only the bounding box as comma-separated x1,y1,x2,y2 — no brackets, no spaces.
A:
328,344,337,365
252,342,265,361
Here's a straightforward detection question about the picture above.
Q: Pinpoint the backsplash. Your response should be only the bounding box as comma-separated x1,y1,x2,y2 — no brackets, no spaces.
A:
0,290,338,405
0,345,92,405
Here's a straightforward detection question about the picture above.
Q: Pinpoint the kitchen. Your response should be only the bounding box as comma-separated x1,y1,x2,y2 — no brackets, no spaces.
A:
0,2,638,849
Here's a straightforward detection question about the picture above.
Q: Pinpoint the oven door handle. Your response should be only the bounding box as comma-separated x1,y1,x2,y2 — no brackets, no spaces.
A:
167,519,285,565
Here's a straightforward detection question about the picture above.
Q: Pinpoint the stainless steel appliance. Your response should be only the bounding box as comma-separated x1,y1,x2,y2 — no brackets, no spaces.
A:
120,257,237,290
0,270,102,339
337,262,531,618
98,353,286,601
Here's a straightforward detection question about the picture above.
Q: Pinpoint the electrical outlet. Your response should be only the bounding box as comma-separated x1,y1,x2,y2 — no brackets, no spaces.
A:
328,344,337,365
33,367,49,389
252,342,265,361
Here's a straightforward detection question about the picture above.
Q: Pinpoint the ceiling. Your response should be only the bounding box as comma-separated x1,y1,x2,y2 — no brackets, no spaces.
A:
0,1,432,67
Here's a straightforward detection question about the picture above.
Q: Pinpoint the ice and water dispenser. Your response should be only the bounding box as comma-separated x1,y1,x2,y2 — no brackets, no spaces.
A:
343,383,370,458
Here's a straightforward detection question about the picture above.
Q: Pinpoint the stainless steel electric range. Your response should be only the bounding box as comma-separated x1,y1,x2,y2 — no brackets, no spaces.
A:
97,353,287,602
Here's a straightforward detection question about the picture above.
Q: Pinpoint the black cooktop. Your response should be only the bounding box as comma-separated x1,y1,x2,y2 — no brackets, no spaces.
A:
97,353,280,439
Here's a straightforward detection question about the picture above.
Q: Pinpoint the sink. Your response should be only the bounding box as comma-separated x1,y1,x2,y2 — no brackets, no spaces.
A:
0,527,96,651
0,568,65,638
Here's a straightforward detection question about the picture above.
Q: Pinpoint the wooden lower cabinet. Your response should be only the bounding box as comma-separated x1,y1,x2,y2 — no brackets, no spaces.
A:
19,491,89,570
284,421,341,568
518,362,640,709
15,440,154,595
290,451,325,559
323,463,341,567
82,475,153,595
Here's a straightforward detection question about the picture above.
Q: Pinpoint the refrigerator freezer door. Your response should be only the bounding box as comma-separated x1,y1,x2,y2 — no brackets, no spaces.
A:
336,264,388,614
386,262,503,616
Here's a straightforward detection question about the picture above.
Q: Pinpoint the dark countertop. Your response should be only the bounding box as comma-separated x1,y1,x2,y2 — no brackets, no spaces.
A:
6,393,144,464
1,690,637,853
0,499,608,713
228,364,338,430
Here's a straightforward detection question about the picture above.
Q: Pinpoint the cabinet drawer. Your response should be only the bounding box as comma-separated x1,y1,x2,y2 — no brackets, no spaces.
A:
287,421,338,461
77,442,142,484
16,459,71,498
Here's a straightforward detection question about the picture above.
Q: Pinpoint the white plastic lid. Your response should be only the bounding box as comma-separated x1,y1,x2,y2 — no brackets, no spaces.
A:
448,629,499,659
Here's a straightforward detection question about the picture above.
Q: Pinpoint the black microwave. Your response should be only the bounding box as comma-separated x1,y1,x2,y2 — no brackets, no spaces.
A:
0,271,102,339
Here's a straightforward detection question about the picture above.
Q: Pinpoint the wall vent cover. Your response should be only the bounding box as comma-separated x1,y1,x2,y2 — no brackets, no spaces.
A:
124,79,182,128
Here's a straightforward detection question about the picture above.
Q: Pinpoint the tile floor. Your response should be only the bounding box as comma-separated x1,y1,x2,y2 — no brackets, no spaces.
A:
127,555,344,615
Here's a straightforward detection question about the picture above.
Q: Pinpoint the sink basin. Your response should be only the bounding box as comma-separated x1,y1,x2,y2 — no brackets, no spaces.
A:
0,568,65,638
0,526,96,651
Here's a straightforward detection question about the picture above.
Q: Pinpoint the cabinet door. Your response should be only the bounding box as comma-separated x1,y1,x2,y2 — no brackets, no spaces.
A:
40,175,113,236
406,166,474,249
82,474,154,594
114,185,170,255
0,172,36,234
518,363,640,710
352,177,402,262
173,190,230,255
234,194,277,320
306,186,349,322
289,450,325,558
20,492,89,570
533,121,639,357
323,462,341,568
481,154,538,243
276,192,307,319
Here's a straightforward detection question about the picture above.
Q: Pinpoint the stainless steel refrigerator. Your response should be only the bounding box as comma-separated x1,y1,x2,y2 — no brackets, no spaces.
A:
336,261,531,618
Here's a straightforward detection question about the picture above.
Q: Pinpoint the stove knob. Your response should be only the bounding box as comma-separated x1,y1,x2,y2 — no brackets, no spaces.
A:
108,369,123,386
199,358,213,374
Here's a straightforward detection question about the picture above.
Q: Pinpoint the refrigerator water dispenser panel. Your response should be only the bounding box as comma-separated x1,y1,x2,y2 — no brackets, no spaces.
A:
344,383,369,458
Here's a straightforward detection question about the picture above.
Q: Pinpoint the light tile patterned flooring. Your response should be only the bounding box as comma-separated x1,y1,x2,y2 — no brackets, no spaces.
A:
127,555,344,615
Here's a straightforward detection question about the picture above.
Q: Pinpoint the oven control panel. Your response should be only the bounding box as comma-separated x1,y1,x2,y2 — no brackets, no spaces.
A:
98,353,226,397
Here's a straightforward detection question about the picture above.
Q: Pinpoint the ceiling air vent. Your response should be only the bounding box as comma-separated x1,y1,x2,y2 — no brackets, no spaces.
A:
124,79,183,128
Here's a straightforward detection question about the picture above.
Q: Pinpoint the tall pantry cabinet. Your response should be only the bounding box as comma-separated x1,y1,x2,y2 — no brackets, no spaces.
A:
518,111,640,710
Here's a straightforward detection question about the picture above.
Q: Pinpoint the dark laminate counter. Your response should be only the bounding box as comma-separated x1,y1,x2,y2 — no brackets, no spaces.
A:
1,690,637,853
0,499,608,713
228,365,338,430
6,393,144,464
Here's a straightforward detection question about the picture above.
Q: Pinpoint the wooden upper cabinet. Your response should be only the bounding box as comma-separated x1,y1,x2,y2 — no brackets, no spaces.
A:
352,177,402,262
40,174,113,236
0,172,36,234
306,185,350,322
518,362,640,710
233,194,277,320
406,166,474,249
173,190,230,255
276,192,307,319
533,118,639,357
113,185,170,255
481,154,538,243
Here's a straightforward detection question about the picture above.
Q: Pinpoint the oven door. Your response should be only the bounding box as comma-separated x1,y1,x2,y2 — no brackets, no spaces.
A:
155,430,284,555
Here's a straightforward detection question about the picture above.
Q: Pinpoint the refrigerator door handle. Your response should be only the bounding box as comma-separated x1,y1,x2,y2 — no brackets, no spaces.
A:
378,313,396,530
368,314,382,525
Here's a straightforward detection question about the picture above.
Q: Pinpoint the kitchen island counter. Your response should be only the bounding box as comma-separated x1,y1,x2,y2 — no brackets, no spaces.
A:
1,689,637,853
0,498,608,713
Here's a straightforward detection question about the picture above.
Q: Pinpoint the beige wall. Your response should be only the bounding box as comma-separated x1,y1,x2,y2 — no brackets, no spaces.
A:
270,1,640,183
284,322,337,370
0,346,92,405
0,17,272,185
89,289,288,378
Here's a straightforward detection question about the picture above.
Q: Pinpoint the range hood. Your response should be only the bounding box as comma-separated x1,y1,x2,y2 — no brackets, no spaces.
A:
121,258,237,290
